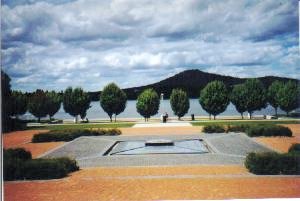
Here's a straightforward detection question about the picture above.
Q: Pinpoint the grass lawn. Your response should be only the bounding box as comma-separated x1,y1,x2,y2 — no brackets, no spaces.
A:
28,122,134,130
191,119,300,126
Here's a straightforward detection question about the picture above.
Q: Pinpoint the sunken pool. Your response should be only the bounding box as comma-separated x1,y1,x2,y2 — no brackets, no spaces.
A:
104,139,210,155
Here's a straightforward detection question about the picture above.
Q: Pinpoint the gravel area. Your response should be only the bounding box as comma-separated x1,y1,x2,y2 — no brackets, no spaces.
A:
42,133,273,167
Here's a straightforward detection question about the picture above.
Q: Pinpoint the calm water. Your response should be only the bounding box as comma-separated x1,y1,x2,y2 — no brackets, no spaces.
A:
22,99,285,120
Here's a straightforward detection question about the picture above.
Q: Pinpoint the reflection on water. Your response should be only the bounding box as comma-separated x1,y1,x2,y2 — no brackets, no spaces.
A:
22,99,284,120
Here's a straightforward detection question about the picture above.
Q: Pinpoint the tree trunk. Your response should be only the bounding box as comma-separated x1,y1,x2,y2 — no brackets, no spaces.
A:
144,117,146,122
286,111,289,117
178,116,180,120
240,113,244,119
109,115,112,122
209,114,211,120
115,115,116,122
249,112,252,119
49,116,52,121
213,115,216,120
38,117,40,123
275,108,278,117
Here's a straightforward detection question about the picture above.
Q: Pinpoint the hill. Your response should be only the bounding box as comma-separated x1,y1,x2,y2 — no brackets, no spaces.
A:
89,69,299,100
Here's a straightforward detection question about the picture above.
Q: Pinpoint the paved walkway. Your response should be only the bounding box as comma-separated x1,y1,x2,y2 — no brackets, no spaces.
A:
133,121,192,127
121,126,201,135
5,166,300,201
43,133,272,167
3,130,64,158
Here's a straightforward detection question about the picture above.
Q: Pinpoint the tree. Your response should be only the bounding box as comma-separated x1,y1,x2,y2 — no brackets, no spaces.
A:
100,83,127,122
277,81,300,116
170,89,189,120
243,79,267,119
46,91,61,120
267,81,283,117
136,88,160,121
63,87,91,123
199,81,229,120
11,91,28,118
2,70,13,131
28,89,48,122
230,84,248,119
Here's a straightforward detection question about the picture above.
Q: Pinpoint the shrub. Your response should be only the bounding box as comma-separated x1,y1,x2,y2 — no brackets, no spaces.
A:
289,143,300,154
226,124,250,133
246,125,292,137
32,128,121,142
4,148,32,160
3,157,26,180
245,152,300,175
53,157,80,172
3,148,79,181
202,125,225,133
22,159,68,179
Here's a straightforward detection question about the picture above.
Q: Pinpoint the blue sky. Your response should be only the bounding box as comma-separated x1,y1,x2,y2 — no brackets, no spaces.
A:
1,0,299,92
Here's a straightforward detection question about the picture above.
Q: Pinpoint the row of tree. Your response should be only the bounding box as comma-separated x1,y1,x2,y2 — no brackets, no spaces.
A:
132,79,299,121
2,69,299,124
201,79,299,120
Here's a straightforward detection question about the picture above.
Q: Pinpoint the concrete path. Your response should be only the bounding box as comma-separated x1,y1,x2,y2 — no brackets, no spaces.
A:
133,121,192,128
42,133,273,167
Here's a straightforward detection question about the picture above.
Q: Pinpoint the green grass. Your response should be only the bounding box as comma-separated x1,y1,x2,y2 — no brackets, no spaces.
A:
191,120,300,126
29,122,134,130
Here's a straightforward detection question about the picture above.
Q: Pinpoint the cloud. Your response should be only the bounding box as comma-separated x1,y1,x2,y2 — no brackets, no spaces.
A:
1,0,299,92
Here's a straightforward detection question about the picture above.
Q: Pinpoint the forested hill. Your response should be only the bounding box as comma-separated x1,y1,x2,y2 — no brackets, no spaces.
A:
89,69,299,100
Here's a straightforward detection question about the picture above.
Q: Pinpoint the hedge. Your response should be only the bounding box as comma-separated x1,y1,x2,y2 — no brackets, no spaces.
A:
3,148,79,181
4,148,32,160
245,152,300,175
289,143,300,154
226,124,250,133
246,125,292,137
202,125,225,133
32,128,121,143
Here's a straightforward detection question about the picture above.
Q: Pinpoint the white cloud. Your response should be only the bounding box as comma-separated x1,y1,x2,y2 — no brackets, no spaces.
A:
2,0,298,92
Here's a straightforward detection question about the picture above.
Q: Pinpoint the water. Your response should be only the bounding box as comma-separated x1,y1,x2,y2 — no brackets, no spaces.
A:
21,99,285,120
107,139,209,155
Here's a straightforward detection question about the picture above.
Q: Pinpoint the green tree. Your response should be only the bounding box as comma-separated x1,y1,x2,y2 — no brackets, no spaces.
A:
100,83,127,122
11,91,28,118
1,70,13,131
28,89,48,122
230,84,247,119
46,91,61,120
170,89,189,120
63,87,90,123
277,81,300,116
136,88,160,121
243,79,267,119
199,81,229,120
267,81,283,117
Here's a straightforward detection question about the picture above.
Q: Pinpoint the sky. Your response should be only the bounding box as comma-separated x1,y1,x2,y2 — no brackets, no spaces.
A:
1,0,299,92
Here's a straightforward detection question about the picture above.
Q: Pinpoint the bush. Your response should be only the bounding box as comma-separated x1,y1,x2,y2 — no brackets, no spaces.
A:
3,148,79,181
32,128,121,142
226,124,250,133
289,143,300,154
22,159,68,179
202,125,225,133
245,152,300,175
246,125,292,137
53,157,80,172
4,148,32,160
3,157,26,180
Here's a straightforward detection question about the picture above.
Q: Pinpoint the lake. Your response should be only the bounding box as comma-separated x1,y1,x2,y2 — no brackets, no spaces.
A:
22,99,285,120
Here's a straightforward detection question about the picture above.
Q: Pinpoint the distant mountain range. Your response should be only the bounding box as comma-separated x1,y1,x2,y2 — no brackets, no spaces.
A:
89,69,299,101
